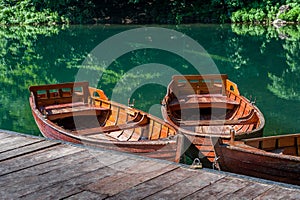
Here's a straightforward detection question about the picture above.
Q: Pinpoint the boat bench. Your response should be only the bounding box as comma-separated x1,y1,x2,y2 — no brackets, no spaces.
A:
179,109,258,126
169,94,239,110
42,102,111,121
75,112,150,141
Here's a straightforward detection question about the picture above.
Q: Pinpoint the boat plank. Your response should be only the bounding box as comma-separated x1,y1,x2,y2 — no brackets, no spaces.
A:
106,167,199,200
129,128,142,141
118,129,134,141
278,137,295,147
145,170,225,200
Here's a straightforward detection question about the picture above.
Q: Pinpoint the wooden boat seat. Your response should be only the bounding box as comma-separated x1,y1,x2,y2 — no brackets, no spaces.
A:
179,109,258,126
43,102,111,120
75,112,150,139
169,94,239,110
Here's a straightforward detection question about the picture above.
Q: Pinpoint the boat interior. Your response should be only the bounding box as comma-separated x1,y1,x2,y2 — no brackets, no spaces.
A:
165,75,261,134
243,134,300,156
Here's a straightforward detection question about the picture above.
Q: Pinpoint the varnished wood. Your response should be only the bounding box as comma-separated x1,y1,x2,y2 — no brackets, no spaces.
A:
76,112,150,136
161,74,265,166
29,82,180,162
179,109,258,126
212,133,300,185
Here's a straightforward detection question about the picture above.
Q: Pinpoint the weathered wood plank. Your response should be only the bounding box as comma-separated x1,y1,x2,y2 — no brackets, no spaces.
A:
86,158,179,197
145,170,225,200
0,149,131,198
5,157,102,198
107,167,199,200
14,151,132,199
20,166,118,200
0,144,84,176
0,132,14,139
87,149,135,167
0,140,59,161
0,150,90,187
0,131,300,200
182,176,256,199
85,158,152,194
0,151,94,199
21,156,141,199
255,186,300,200
0,135,42,153
220,180,273,199
65,191,107,200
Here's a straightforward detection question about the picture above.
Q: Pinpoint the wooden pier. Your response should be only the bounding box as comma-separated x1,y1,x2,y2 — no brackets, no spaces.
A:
1,130,300,199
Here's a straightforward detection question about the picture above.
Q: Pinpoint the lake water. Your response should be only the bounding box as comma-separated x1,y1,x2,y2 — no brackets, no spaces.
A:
1,24,300,137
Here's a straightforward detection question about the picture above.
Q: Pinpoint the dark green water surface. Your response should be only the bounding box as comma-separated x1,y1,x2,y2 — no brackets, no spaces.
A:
1,24,300,136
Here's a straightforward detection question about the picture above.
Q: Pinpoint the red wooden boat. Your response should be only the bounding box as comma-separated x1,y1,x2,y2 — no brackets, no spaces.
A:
161,74,265,166
212,131,300,186
29,82,180,162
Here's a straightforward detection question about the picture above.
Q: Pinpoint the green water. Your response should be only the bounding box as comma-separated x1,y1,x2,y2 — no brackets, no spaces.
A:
1,24,300,137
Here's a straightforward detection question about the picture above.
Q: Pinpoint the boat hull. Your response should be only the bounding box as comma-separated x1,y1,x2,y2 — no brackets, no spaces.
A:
213,137,300,186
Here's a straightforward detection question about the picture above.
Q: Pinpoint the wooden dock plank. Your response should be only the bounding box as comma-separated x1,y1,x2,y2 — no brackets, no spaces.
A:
0,150,91,187
255,186,300,200
18,161,115,199
0,135,42,153
87,160,179,197
0,131,300,199
23,157,144,199
0,140,59,161
221,180,273,199
85,158,160,195
182,176,257,199
65,191,106,200
0,149,129,199
5,157,103,198
145,170,225,200
19,153,135,199
0,144,84,176
20,168,114,200
0,132,14,139
106,167,200,200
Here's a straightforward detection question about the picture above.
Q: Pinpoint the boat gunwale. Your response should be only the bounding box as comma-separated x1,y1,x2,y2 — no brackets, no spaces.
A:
215,136,300,163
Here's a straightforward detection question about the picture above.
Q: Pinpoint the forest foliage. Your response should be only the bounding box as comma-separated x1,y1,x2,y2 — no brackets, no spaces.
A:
0,0,300,25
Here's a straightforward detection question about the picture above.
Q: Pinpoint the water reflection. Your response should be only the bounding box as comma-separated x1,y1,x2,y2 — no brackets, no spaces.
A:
1,24,300,136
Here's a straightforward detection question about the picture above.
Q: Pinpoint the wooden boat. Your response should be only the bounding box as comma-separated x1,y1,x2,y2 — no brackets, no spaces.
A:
29,82,180,162
212,131,300,186
161,74,265,166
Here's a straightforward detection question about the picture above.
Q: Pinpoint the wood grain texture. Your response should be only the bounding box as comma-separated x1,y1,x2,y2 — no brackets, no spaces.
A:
1,131,300,199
